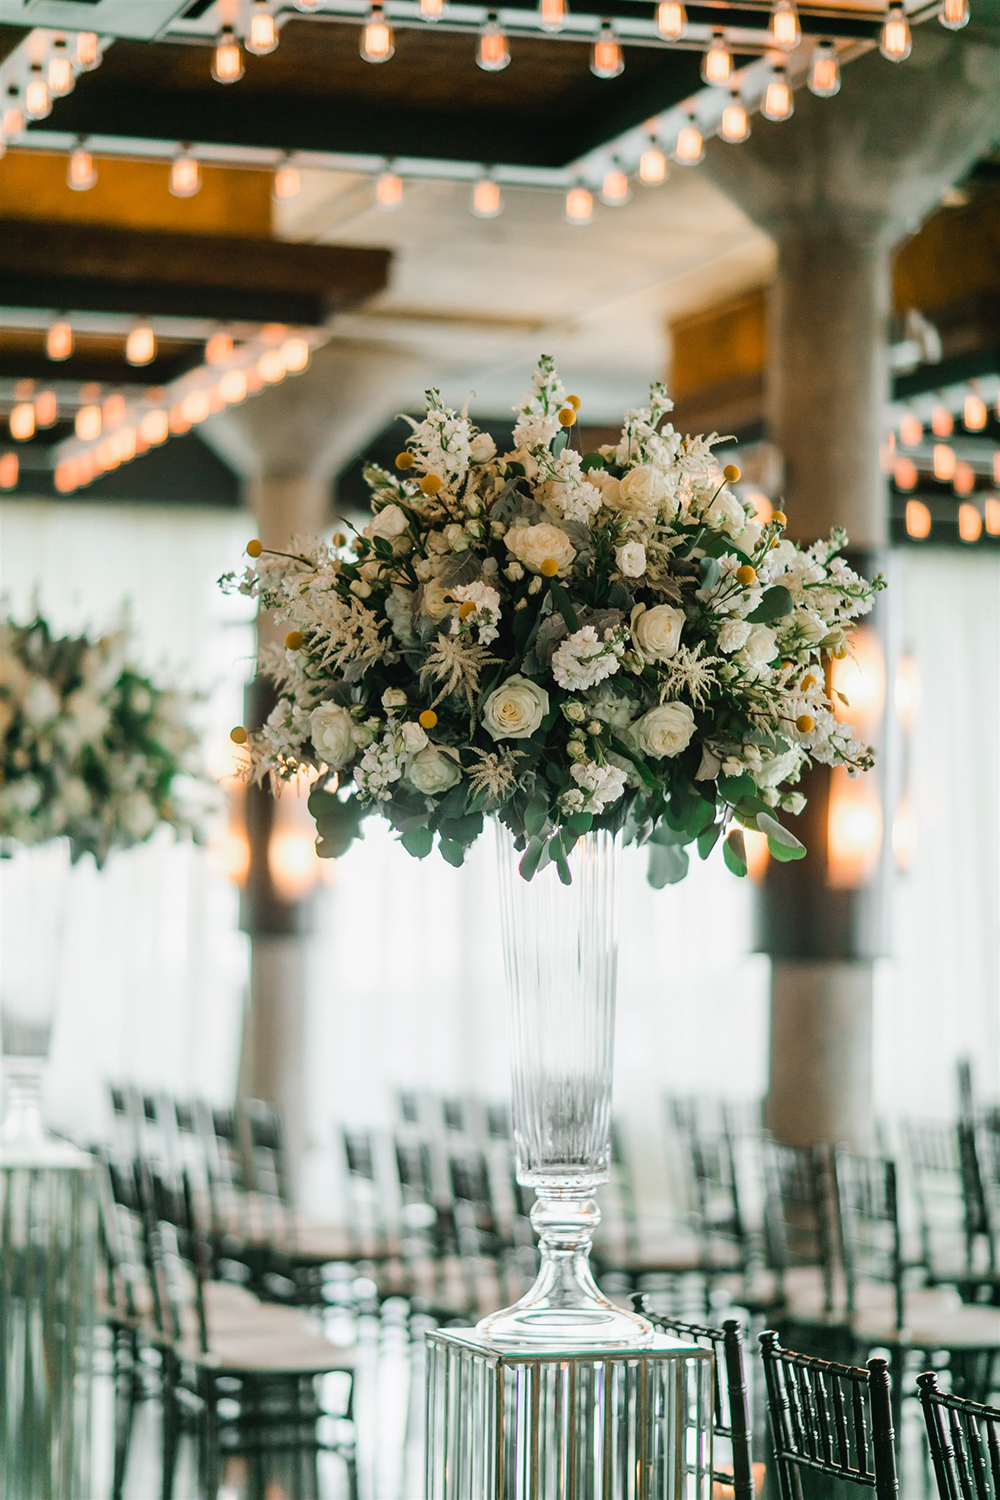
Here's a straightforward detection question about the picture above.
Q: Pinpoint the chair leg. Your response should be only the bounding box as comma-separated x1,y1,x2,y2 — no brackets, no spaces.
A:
160,1353,179,1500
112,1329,136,1500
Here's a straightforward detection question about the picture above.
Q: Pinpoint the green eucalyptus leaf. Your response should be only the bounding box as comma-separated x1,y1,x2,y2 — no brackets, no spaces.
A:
757,809,804,849
547,580,580,633
719,772,757,803
438,836,466,868
581,452,606,472
524,792,549,838
648,842,689,888
769,839,807,862
609,733,659,791
518,836,546,881
723,829,748,877
747,586,794,624
400,825,434,859
697,822,721,860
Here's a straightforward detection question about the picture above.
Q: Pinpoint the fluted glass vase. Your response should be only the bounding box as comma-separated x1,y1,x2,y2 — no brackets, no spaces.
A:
476,825,653,1349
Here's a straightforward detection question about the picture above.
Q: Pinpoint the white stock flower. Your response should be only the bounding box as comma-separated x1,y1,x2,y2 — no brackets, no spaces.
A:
754,746,802,789
570,760,628,812
632,702,696,759
406,744,462,795
703,486,748,539
63,688,111,745
451,581,502,645
551,626,623,692
482,675,549,740
504,522,576,577
310,702,356,768
717,619,752,654
615,542,646,578
630,603,684,663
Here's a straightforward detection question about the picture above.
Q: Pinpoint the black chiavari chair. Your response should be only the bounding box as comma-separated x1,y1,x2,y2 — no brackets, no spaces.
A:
918,1371,1000,1500
761,1139,844,1331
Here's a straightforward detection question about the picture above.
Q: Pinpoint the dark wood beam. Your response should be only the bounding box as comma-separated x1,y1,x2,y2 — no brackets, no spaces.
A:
0,350,201,387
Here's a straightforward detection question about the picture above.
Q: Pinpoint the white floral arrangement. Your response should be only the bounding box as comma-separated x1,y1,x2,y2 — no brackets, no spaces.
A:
0,613,202,865
224,356,884,884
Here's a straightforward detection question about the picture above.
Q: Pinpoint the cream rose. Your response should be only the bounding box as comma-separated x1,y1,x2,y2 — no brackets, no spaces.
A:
470,432,496,463
310,702,356,768
364,503,409,542
421,581,454,622
740,625,778,666
591,468,623,510
482,674,549,740
615,541,646,578
504,522,576,576
630,603,684,663
618,465,669,521
407,744,462,795
633,703,696,759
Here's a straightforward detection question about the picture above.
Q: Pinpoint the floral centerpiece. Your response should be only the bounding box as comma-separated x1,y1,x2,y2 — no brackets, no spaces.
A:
225,355,883,885
0,613,201,865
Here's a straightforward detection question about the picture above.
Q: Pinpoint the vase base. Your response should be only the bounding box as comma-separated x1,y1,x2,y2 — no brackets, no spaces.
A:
475,1294,654,1350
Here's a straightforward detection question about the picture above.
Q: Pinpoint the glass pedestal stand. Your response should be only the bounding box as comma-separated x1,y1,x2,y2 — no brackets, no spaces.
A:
424,1328,714,1499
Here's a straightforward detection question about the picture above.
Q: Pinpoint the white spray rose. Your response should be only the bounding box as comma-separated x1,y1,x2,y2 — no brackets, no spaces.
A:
615,542,647,578
406,745,462,795
469,432,497,462
739,625,778,668
364,503,409,542
504,522,576,576
401,721,429,755
482,675,549,740
310,703,356,768
630,603,684,663
703,487,748,539
717,619,752,654
632,703,696,759
382,687,407,710
617,465,669,521
754,746,802,789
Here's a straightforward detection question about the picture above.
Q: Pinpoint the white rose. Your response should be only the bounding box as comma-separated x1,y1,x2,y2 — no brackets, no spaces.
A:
618,465,669,520
717,619,752,654
364,503,408,542
740,625,778,666
704,487,748,539
470,432,496,462
421,582,454,622
401,721,429,755
630,603,685,663
755,747,802,789
310,703,356,768
590,468,623,510
382,687,407,710
482,674,549,740
406,745,462,795
504,522,576,576
615,542,647,578
633,703,696,759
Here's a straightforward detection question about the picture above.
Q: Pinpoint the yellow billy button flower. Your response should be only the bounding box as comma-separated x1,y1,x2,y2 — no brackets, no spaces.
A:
796,713,815,734
420,473,442,495
566,394,581,411
736,563,757,586
230,726,248,745
723,463,741,482
419,709,438,729
458,601,477,621
246,539,263,558
540,558,560,577
395,451,414,470
832,644,848,659
772,510,787,525
800,672,818,691
557,407,577,427
285,630,304,650
332,532,346,547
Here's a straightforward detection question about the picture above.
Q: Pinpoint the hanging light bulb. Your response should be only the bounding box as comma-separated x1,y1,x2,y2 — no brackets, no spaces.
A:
590,22,623,78
600,160,630,205
103,393,126,429
930,403,953,437
770,0,801,49
25,65,51,121
212,26,244,83
3,87,23,142
898,412,922,447
880,6,912,60
10,404,35,442
68,139,97,191
46,321,73,362
953,461,975,496
126,321,156,367
720,90,750,142
539,0,566,31
273,157,301,199
247,1,279,56
375,168,404,208
657,0,686,38
361,5,394,62
477,15,510,71
34,390,57,428
75,33,101,70
701,32,732,85
205,332,234,365
471,172,503,217
932,443,956,481
639,137,667,185
808,40,841,96
48,39,74,98
985,497,1000,535
564,182,594,225
219,368,248,404
673,114,704,165
957,502,982,542
170,149,201,197
762,65,794,121
0,454,18,490
939,0,969,27
281,336,311,372
295,0,323,8
964,391,987,430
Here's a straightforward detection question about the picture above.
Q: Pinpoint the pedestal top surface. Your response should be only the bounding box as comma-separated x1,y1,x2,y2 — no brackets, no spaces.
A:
428,1327,710,1363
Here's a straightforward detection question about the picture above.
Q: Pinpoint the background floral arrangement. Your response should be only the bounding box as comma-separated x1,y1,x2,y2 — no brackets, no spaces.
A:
0,613,201,864
225,356,884,884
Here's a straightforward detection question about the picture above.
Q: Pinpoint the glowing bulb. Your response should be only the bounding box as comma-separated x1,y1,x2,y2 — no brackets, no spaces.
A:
257,349,287,383
471,174,503,217
247,2,279,55
3,90,23,143
957,502,982,542
539,0,566,31
762,66,794,121
47,321,73,362
892,794,918,873
219,368,249,404
939,0,968,27
422,0,444,17
67,141,96,190
600,162,630,205
930,403,953,437
75,33,101,70
0,454,18,490
205,332,234,365
719,92,750,143
994,451,1000,486
963,392,987,431
48,40,74,98
375,169,403,208
34,390,57,428
273,160,301,199
564,183,594,224
702,32,732,85
894,456,918,490
657,0,686,37
639,139,667,184
953,461,975,497
115,426,137,463
898,412,922,447
281,336,311,372
827,767,883,889
212,26,244,83
894,651,921,730
9,404,35,442
880,6,912,61
103,394,126,429
169,404,191,435
985,497,1000,535
25,66,51,121
932,443,956,481
770,0,801,49
477,15,510,70
591,23,623,79
140,409,169,445
361,6,394,62
673,115,704,165
170,151,201,197
808,40,840,96
126,322,156,367
182,389,212,424
905,498,931,538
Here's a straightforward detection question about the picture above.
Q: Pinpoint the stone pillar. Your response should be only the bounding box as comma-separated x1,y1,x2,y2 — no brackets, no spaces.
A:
701,20,1000,1146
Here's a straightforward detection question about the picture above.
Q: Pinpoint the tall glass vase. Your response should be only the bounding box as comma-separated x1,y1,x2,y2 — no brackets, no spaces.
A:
477,825,653,1348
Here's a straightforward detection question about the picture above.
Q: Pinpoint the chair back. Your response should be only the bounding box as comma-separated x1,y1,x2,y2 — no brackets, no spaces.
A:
959,1119,1000,1276
918,1370,1000,1500
761,1140,837,1310
671,1097,750,1274
833,1148,905,1328
903,1118,969,1281
759,1330,898,1498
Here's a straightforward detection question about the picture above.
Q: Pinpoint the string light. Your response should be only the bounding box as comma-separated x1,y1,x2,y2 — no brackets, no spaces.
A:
9,403,35,442
182,389,212,424
25,65,51,121
257,348,287,384
248,1,279,54
953,461,975,496
894,456,918,490
0,454,18,490
880,6,912,61
673,115,704,166
590,22,623,79
3,87,23,142
219,368,248,404
808,40,841,97
656,0,686,38
295,0,323,8
273,158,302,199
34,390,57,427
103,393,126,429
932,443,956,482
48,38,74,98
281,336,311,372
905,499,931,538
212,26,244,83
170,150,201,197
600,161,630,205
930,403,953,437
126,321,156,367
939,0,969,27
422,0,444,17
762,65,794,121
539,0,566,31
471,173,503,217
564,183,594,225
995,451,1000,486
702,32,732,86
47,321,73,361
140,409,170,445
985,498,1000,536
639,137,668,185
770,0,801,49
963,391,987,430
957,502,982,542
361,5,394,63
68,140,97,191
477,16,510,71
205,332,234,364
720,90,750,143
898,413,922,447
75,33,101,70
375,168,404,208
